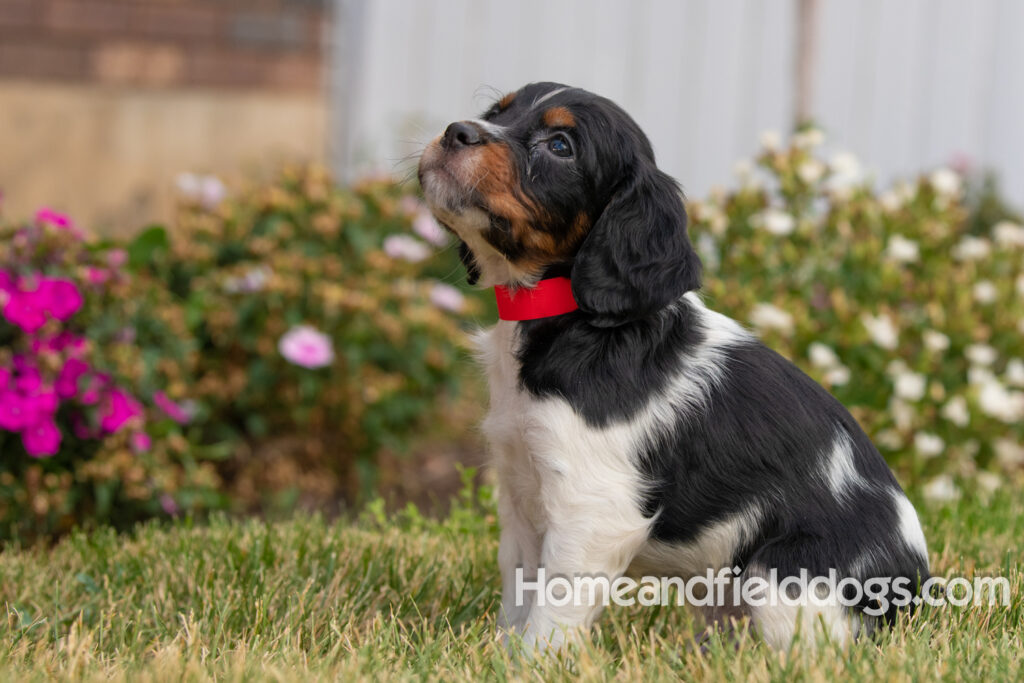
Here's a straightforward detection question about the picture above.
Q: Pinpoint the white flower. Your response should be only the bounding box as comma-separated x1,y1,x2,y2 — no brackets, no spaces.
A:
929,167,961,196
965,343,998,366
994,439,1024,468
977,379,1024,423
383,235,431,262
759,130,781,150
972,280,998,304
792,128,825,149
825,365,851,386
828,152,863,193
893,371,926,401
861,313,899,350
696,233,720,271
968,366,996,386
1017,275,1024,297
976,472,1002,494
923,475,960,503
176,172,201,197
992,220,1024,247
941,395,970,427
922,330,950,352
412,212,448,247
951,236,991,261
808,342,841,369
749,303,794,335
879,182,916,212
176,172,226,208
1006,358,1024,387
428,282,465,313
733,159,754,179
797,159,825,184
752,208,795,236
889,398,915,430
875,429,903,450
914,432,945,458
884,234,919,263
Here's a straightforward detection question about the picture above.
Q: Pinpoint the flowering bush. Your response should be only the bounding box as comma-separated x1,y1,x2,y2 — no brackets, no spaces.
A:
0,210,221,542
140,166,485,507
688,131,1024,499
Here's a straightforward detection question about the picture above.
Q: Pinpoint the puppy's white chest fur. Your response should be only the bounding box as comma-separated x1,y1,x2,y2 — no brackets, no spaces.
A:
473,321,651,561
473,321,653,543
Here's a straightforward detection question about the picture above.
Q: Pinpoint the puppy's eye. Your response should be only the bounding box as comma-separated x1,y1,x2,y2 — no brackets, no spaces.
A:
547,134,573,158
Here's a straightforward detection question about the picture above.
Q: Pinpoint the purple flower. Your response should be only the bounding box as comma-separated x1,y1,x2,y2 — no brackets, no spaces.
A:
278,325,335,369
413,212,448,247
22,418,61,457
0,367,9,391
429,282,466,313
383,235,431,263
153,391,190,424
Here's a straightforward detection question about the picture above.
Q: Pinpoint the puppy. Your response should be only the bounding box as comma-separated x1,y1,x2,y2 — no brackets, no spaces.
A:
418,82,929,652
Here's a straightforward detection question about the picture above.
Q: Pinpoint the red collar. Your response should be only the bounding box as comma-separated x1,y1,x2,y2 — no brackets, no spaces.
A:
494,277,578,321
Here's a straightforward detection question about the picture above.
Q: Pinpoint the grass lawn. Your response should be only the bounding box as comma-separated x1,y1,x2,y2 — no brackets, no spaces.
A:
1,482,1021,682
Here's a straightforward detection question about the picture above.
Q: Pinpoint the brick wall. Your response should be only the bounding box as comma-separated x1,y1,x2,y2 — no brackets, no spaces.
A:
0,0,328,91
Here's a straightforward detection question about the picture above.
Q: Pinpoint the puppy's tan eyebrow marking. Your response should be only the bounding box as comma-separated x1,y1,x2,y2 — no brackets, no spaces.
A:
543,106,575,128
498,92,516,109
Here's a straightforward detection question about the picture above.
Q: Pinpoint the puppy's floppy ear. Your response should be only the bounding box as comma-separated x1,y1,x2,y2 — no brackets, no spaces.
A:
458,240,481,285
571,167,701,326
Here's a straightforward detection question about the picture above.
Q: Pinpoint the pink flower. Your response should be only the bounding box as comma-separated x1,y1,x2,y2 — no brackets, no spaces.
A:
99,388,144,433
383,235,431,263
0,367,9,391
56,358,90,398
0,391,29,431
413,212,448,247
86,267,110,285
107,249,127,269
15,366,41,393
153,391,190,424
22,388,58,420
429,282,466,313
39,278,83,321
2,291,47,333
80,373,108,406
22,418,61,457
278,325,334,369
35,207,73,230
160,493,180,516
130,431,152,453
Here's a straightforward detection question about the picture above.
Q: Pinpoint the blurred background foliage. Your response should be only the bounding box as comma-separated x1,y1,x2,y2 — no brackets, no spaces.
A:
1,132,1022,544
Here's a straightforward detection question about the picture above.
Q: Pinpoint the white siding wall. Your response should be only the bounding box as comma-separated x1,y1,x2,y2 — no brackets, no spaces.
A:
336,0,1024,205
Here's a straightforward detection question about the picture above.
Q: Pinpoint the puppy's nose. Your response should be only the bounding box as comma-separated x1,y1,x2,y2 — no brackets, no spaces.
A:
441,121,483,149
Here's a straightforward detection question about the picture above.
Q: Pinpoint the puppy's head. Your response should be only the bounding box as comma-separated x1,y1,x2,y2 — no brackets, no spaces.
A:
418,82,701,325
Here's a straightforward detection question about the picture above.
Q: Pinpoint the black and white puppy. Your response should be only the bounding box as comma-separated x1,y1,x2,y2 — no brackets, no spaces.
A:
418,82,930,651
